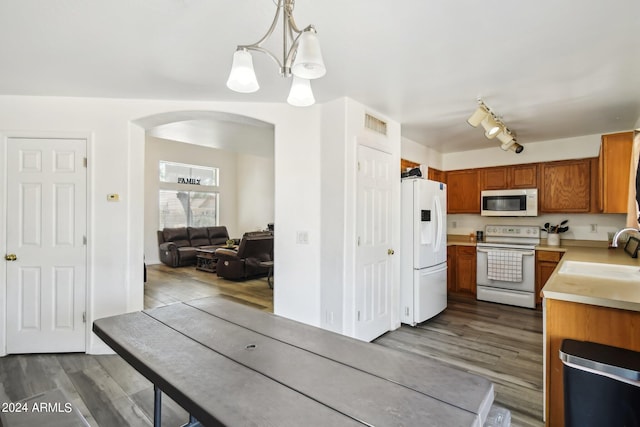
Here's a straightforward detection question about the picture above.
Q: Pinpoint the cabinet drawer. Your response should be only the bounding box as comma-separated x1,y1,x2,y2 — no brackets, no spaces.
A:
537,250,563,262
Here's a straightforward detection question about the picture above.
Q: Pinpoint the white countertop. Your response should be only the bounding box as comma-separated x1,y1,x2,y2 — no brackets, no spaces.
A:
540,245,640,312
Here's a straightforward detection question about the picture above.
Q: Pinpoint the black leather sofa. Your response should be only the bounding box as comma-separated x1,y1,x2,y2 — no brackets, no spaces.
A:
157,226,230,267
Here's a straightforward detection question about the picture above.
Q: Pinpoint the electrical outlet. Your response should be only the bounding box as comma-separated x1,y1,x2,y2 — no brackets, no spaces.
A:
590,224,597,233
452,221,457,228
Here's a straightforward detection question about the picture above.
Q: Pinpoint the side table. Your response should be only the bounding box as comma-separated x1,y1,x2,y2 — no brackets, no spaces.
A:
259,260,274,288
195,248,218,273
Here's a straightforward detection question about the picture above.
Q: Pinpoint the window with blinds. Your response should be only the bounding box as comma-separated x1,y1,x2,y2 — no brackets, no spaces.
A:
158,161,219,229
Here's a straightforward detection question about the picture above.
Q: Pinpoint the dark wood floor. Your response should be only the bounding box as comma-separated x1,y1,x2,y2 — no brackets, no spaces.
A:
0,265,543,427
375,296,544,427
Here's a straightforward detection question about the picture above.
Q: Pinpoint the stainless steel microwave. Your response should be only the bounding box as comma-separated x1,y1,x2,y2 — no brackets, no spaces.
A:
481,188,538,216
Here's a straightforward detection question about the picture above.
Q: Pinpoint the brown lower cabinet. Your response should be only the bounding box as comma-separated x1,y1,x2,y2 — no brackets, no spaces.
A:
447,245,476,296
535,250,564,308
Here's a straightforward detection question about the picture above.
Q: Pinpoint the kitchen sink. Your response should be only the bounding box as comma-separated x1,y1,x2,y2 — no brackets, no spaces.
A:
558,260,640,282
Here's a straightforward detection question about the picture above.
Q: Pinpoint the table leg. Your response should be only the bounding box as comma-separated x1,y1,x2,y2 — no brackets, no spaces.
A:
154,385,162,427
181,414,203,427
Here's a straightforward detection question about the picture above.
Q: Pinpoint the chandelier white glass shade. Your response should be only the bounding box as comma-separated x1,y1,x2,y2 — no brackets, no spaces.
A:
291,30,326,79
467,99,523,153
287,76,315,107
226,50,259,93
226,0,326,106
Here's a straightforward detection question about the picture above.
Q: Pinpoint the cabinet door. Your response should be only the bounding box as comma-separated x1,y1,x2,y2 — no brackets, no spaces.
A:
482,164,538,191
540,159,592,212
446,169,480,213
511,164,537,188
535,251,563,307
599,132,633,213
428,167,446,184
482,167,509,190
455,246,477,296
447,246,456,294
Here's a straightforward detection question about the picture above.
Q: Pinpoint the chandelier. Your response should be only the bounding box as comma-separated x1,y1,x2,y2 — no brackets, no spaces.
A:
226,0,326,107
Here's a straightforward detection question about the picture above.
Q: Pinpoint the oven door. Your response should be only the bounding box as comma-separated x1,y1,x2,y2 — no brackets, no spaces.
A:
476,247,536,292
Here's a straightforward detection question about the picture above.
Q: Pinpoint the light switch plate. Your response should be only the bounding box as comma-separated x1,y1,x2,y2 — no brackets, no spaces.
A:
296,231,309,244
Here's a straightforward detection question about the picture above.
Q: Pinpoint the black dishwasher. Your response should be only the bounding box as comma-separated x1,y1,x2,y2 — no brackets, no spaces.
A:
561,339,640,427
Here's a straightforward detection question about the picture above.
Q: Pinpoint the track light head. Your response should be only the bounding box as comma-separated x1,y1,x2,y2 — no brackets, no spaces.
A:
501,141,524,153
467,106,489,127
481,115,502,139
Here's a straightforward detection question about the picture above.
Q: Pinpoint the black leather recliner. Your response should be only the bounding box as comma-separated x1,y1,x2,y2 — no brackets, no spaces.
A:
215,232,273,280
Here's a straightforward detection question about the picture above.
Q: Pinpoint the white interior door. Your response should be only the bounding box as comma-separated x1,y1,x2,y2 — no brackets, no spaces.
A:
355,144,393,342
6,137,87,353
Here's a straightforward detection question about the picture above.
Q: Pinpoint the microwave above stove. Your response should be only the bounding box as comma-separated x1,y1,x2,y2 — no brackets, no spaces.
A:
481,188,538,217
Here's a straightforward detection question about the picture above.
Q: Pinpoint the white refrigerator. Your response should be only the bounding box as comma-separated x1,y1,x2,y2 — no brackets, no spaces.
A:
400,178,448,326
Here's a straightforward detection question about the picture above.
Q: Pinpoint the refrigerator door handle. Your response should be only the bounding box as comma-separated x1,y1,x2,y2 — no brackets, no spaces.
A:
434,195,443,251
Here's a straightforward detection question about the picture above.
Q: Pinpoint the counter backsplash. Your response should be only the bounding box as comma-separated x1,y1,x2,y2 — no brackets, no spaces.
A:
448,213,627,242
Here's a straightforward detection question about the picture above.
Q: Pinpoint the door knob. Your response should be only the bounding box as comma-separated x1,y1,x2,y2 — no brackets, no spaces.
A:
5,254,17,261
387,249,395,255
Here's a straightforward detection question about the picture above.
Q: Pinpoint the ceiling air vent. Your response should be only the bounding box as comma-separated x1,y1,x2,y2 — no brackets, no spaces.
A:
365,113,387,136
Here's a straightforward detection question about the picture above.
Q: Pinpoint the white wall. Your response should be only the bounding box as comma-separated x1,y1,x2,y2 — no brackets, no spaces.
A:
236,153,275,233
0,95,322,354
320,98,348,333
401,136,443,171
443,134,602,170
320,98,402,337
144,136,240,264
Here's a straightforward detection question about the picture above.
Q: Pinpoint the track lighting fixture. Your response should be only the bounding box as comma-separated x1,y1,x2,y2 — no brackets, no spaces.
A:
499,138,524,153
226,0,325,107
467,100,523,153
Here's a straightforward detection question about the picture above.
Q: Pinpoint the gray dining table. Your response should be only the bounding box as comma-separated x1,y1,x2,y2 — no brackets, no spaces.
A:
93,297,494,427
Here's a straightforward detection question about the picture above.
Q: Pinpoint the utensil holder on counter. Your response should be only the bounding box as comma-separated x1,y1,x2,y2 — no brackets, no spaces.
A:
547,233,560,246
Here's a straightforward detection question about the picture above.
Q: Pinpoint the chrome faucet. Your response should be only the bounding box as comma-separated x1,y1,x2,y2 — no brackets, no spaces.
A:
611,227,640,248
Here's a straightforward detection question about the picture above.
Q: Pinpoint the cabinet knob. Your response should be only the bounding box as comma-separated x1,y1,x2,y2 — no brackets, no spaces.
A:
5,253,17,261
387,249,395,255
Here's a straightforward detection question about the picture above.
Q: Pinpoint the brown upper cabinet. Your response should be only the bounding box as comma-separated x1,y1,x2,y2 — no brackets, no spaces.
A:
428,167,446,183
598,131,634,213
400,159,446,183
539,159,592,213
446,169,480,213
481,164,538,190
400,158,420,172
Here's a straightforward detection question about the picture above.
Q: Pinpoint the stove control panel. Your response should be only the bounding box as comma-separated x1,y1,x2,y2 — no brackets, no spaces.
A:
485,225,540,238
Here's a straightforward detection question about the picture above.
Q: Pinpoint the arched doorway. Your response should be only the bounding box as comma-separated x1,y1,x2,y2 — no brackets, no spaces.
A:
134,110,275,308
